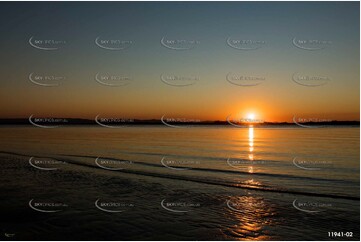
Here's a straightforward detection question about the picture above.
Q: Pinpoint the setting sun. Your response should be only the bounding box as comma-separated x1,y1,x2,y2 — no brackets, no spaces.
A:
247,113,255,120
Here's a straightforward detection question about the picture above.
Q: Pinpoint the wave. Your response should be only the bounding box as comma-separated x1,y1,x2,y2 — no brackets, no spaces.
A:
59,153,351,184
0,150,359,201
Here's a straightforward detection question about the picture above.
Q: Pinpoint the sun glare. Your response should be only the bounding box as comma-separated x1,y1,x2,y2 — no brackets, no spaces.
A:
247,113,255,120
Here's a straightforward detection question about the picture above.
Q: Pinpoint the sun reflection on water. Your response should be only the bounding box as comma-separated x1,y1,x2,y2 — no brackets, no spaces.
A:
224,195,275,240
248,126,254,172
222,127,277,240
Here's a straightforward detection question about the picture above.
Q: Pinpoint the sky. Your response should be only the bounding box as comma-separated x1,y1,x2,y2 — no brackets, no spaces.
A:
0,2,359,122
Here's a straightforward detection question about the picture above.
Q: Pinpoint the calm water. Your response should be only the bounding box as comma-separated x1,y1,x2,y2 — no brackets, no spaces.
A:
0,126,359,240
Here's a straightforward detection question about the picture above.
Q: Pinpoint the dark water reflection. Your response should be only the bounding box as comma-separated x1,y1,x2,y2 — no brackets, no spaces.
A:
223,195,277,240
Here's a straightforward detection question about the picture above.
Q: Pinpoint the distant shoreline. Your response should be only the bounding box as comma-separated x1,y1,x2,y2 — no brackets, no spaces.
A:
0,118,359,126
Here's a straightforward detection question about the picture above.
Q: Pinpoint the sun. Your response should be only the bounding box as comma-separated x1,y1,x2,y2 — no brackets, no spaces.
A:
247,113,255,120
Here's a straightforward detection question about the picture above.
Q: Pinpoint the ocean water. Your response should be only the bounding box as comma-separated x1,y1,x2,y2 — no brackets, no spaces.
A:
0,126,359,240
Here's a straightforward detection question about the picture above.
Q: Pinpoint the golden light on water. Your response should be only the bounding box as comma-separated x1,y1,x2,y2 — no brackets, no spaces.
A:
248,127,254,146
225,195,274,240
248,127,254,171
